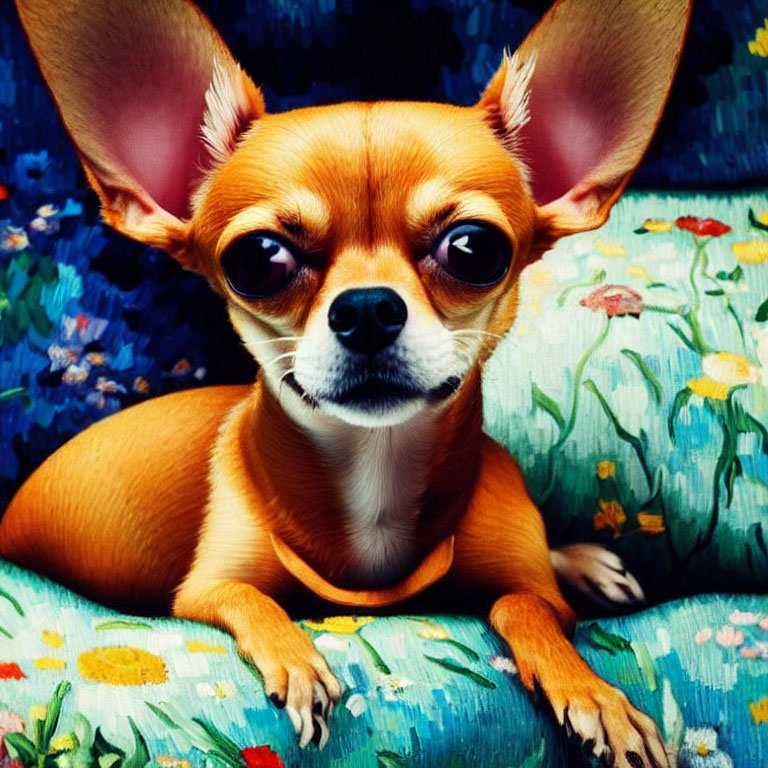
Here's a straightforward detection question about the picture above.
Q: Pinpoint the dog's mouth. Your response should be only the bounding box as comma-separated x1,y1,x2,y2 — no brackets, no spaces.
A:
282,371,462,412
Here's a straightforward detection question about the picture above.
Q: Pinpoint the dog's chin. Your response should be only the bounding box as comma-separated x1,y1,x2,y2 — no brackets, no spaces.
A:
283,372,463,428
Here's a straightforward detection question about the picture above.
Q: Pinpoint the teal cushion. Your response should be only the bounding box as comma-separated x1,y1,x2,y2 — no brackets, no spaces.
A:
484,190,768,599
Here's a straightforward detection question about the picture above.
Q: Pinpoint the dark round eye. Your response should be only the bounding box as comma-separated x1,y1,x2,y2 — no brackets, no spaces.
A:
221,234,299,298
432,222,511,286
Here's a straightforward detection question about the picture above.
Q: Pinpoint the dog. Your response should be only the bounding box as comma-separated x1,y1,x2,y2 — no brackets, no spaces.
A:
0,0,690,764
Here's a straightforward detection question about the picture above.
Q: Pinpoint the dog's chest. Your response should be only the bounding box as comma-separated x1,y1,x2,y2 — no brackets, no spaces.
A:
312,417,435,586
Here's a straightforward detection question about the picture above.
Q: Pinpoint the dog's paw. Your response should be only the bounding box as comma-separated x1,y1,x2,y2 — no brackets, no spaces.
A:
550,543,645,611
239,624,342,749
552,680,668,768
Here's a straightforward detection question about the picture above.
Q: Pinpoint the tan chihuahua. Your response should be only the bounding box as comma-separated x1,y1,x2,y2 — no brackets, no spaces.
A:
1,0,690,764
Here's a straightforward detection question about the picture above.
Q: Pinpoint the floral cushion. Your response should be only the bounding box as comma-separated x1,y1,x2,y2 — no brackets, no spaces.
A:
1,560,767,768
484,190,768,601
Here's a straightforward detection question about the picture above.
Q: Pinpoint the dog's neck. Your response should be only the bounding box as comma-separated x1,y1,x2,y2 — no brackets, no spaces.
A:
243,371,483,587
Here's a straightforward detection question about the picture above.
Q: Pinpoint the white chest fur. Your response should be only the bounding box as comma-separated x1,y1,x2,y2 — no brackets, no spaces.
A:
307,412,436,585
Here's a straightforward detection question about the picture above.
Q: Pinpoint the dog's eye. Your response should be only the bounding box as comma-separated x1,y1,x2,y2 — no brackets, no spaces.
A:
221,234,299,298
432,222,511,286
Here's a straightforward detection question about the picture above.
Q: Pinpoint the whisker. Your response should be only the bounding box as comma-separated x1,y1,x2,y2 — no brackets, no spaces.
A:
248,335,305,347
450,329,504,340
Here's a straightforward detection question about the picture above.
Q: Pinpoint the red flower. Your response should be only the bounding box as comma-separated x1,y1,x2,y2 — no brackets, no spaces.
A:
579,285,644,318
241,746,284,768
675,216,731,237
0,664,25,681
0,185,8,201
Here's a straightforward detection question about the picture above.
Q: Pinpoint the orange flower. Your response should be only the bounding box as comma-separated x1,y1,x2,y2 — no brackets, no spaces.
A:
593,500,626,538
637,512,665,536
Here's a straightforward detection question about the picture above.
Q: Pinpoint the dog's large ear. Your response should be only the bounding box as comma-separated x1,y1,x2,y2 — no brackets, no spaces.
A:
16,0,264,264
479,0,691,240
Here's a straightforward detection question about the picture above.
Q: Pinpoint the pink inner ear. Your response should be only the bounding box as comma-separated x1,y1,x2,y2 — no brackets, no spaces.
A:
517,42,631,208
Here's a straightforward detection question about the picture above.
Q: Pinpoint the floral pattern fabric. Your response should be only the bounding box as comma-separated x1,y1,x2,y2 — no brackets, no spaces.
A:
0,559,766,768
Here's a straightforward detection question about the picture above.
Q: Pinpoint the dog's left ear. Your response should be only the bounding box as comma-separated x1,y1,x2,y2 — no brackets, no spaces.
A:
16,0,265,265
479,0,691,241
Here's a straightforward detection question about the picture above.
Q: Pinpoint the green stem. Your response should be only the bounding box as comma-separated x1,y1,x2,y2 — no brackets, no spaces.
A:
433,638,480,662
685,236,713,354
0,587,24,616
540,314,611,503
356,632,391,675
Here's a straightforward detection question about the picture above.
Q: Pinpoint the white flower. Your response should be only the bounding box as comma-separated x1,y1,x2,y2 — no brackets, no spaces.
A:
62,362,90,385
376,674,414,701
488,655,518,675
1,226,29,253
678,726,734,768
36,204,59,218
344,693,367,717
314,633,349,653
728,609,761,626
29,216,59,234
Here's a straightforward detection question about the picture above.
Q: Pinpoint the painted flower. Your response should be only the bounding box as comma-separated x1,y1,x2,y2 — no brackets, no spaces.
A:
678,727,734,768
49,733,76,752
702,352,760,386
635,218,673,234
376,674,414,701
133,376,151,395
715,626,744,648
417,626,450,641
488,656,518,675
728,610,761,626
676,216,731,237
61,363,90,386
593,499,627,538
313,633,350,652
0,663,25,680
580,284,644,318
345,693,368,718
0,185,8,201
0,710,24,750
29,216,59,234
749,697,768,724
156,758,192,768
303,616,374,634
760,616,768,632
637,512,665,536
594,239,626,257
241,746,284,768
0,226,29,253
749,19,768,56
42,630,64,648
596,461,615,479
78,646,167,685
61,313,107,345
731,240,768,264
695,628,713,644
687,376,730,401
47,345,81,371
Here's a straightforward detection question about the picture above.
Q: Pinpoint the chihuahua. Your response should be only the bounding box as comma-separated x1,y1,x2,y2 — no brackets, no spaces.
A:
1,0,690,764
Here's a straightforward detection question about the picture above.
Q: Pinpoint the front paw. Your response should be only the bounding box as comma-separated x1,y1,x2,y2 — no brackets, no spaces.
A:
239,624,342,749
549,680,668,768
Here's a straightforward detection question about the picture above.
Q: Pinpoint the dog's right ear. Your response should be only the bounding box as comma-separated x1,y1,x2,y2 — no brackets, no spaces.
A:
16,0,264,266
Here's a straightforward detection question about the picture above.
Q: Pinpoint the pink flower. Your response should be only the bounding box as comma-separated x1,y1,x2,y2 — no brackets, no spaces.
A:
695,628,713,644
579,285,644,318
715,626,744,648
729,610,761,626
759,617,768,632
741,647,761,659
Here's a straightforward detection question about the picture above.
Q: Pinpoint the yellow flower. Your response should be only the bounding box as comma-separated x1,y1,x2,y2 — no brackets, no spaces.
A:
641,219,673,233
42,630,64,648
750,697,768,724
594,239,626,257
593,500,626,538
185,640,226,654
157,758,192,768
303,616,374,634
214,681,235,698
626,265,652,282
30,705,47,722
50,734,76,753
702,352,760,386
758,212,768,227
34,657,66,671
596,461,616,480
687,376,730,401
731,240,768,264
749,20,768,56
78,646,167,685
417,626,450,641
637,512,665,536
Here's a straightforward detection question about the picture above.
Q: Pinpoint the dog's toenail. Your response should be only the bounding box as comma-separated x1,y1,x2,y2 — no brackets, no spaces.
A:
269,692,285,709
625,750,645,768
313,701,323,715
311,720,322,746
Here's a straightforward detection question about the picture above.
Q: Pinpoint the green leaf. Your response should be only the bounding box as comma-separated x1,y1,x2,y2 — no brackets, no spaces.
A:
748,208,768,232
0,623,13,638
91,728,125,768
668,387,693,443
122,718,150,768
356,632,391,675
423,655,496,689
647,282,671,289
584,622,632,655
41,681,72,753
705,289,725,296
144,703,178,731
731,400,768,453
433,638,480,662
531,383,565,430
634,227,649,235
94,619,152,631
73,713,93,753
0,585,24,614
0,387,26,404
756,297,768,323
621,349,663,405
99,755,123,768
666,322,697,352
662,679,684,748
630,641,657,691
4,732,37,766
377,751,410,768
190,718,243,766
725,455,742,507
37,256,58,284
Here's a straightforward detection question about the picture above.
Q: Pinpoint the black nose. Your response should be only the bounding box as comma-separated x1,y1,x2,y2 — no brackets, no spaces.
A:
328,287,408,355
